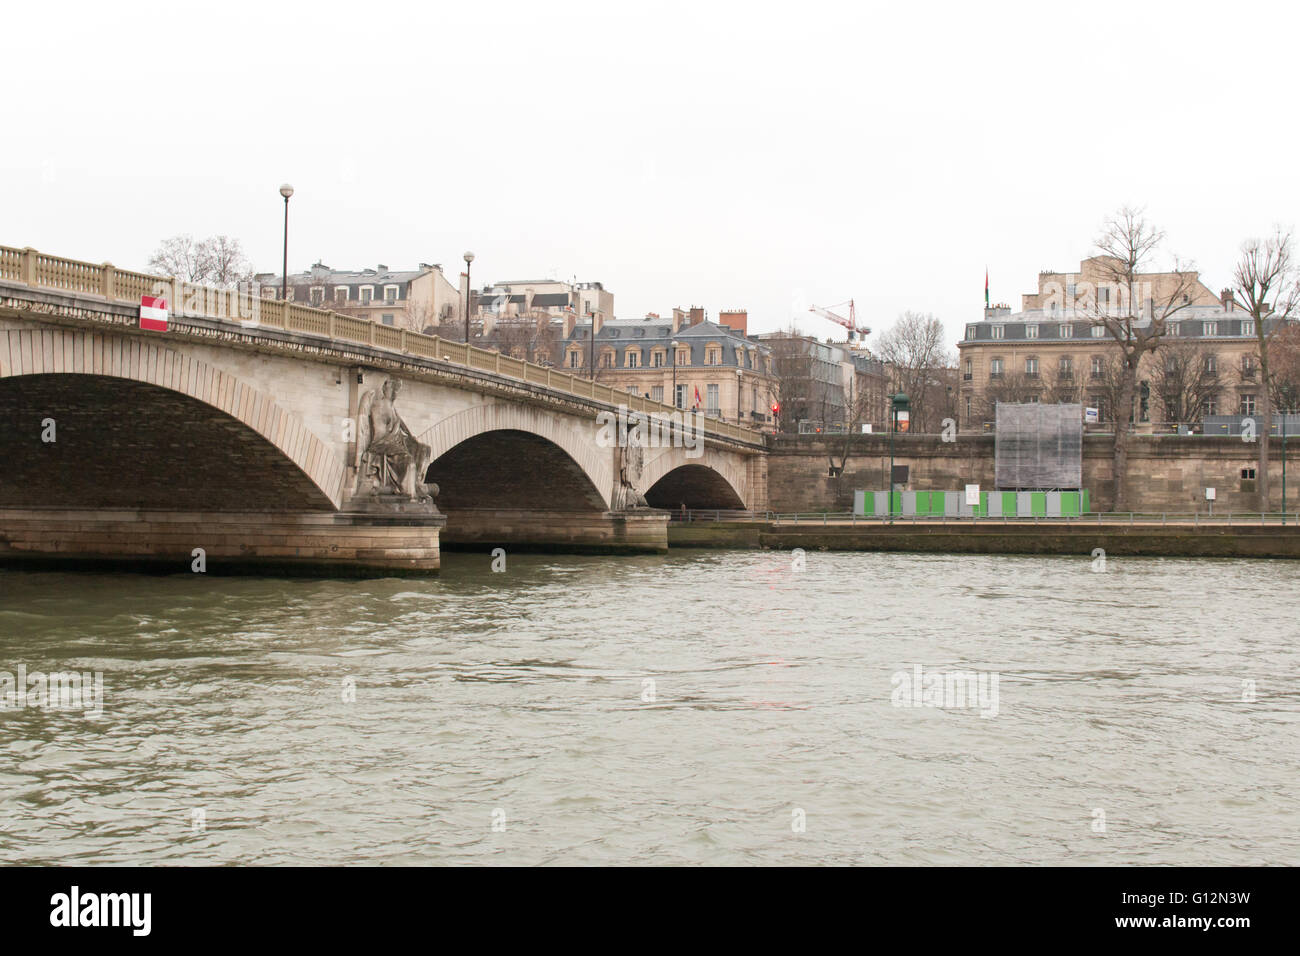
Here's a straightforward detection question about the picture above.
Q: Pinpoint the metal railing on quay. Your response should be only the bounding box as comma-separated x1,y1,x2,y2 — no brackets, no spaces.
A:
672,509,1300,527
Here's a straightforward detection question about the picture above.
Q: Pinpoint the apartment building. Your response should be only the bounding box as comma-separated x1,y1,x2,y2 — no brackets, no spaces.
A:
959,260,1266,429
257,261,462,332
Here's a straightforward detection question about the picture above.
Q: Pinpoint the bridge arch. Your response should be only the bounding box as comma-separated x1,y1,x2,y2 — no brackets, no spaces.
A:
417,403,614,510
639,446,749,510
0,327,346,509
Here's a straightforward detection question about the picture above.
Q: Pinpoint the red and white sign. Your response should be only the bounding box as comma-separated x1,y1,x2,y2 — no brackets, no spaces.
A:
139,295,169,331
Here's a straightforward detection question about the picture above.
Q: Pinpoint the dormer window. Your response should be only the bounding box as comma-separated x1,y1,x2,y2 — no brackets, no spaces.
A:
383,285,399,304
1025,324,1038,339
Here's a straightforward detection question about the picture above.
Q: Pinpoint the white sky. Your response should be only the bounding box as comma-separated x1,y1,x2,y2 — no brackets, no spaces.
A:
5,0,1297,351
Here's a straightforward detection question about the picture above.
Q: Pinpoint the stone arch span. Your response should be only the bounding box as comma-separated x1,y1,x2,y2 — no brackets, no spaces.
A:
416,403,613,510
639,446,749,510
0,327,345,509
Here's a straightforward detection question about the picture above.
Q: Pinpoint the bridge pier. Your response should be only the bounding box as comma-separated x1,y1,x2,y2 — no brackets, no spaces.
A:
0,508,446,576
438,508,668,554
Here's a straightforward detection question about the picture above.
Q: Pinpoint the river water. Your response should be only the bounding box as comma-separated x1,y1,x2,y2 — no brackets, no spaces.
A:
1,550,1296,866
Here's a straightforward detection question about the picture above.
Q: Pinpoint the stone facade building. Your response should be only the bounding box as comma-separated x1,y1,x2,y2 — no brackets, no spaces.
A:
959,259,1265,430
257,261,462,333
562,308,779,428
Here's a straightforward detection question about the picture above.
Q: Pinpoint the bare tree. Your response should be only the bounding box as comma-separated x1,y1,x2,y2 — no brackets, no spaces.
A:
147,233,252,288
147,234,208,282
978,369,1040,421
876,312,952,433
1085,207,1197,510
1268,321,1300,416
1042,357,1080,404
1150,338,1222,428
1233,228,1300,510
199,236,252,288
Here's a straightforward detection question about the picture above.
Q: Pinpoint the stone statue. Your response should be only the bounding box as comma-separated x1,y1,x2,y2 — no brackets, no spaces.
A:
616,425,648,510
352,377,435,502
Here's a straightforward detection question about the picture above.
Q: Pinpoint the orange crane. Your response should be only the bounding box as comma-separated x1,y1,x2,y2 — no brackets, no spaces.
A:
808,299,871,343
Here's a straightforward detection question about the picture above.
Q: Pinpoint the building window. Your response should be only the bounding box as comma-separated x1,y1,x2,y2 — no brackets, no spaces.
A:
383,285,399,304
1241,467,1257,480
963,358,972,381
310,286,325,306
335,287,349,302
1241,354,1257,378
1025,356,1039,377
626,350,641,368
567,349,582,368
989,358,1003,378
651,385,664,402
676,348,690,366
1059,356,1073,377
1059,323,1071,338
652,350,665,367
1204,321,1218,337
1204,354,1218,374
966,325,977,339
1241,394,1256,416
706,383,720,415
675,383,687,409
381,313,395,326
965,396,972,420
991,325,1004,340
1242,320,1256,337
1026,324,1038,339
705,345,722,365
1091,356,1104,379
600,350,615,368
360,286,374,304
1201,397,1218,418
1091,324,1106,338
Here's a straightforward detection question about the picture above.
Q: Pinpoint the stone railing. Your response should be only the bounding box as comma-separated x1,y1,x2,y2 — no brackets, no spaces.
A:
0,245,762,444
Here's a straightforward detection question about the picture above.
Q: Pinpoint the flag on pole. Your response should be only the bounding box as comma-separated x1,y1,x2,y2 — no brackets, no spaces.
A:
693,385,701,410
139,294,168,331
984,268,989,308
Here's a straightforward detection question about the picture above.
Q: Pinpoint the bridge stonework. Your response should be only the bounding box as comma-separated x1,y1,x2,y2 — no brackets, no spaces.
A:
0,274,764,573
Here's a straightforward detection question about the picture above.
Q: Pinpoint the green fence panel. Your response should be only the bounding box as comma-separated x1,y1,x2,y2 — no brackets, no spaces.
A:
1061,491,1080,517
1001,492,1018,516
1082,489,1090,514
976,492,988,517
891,491,901,516
862,491,875,516
1031,492,1047,516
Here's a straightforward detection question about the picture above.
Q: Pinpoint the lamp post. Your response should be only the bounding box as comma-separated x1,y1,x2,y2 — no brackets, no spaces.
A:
736,368,744,424
588,311,596,380
462,251,475,343
278,184,293,301
888,392,910,521
1283,413,1289,523
671,339,681,408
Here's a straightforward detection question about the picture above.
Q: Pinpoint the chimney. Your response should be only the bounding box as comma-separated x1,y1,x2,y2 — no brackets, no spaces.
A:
591,311,604,336
563,307,577,338
719,309,748,334
1221,288,1235,312
672,307,686,334
689,306,705,326
377,264,388,272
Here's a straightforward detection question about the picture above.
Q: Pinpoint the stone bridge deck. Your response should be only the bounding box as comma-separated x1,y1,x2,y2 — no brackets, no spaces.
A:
0,245,768,574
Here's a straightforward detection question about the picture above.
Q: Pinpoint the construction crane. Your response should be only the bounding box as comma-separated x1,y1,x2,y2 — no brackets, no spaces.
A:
808,300,871,343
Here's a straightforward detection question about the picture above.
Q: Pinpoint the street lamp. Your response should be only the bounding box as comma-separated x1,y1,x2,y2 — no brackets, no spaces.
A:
671,339,681,408
278,183,293,301
462,251,475,343
888,392,910,521
736,367,744,424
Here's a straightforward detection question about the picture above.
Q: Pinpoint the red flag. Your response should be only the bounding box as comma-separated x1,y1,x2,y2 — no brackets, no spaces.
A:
693,385,701,409
984,268,989,308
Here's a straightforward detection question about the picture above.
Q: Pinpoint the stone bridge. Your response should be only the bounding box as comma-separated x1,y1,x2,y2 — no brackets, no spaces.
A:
0,246,767,574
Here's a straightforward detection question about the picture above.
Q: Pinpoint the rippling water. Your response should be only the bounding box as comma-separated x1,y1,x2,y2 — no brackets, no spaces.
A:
1,550,1297,865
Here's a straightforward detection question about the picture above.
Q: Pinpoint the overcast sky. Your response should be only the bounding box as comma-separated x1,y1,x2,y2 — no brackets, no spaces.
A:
6,0,1297,352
